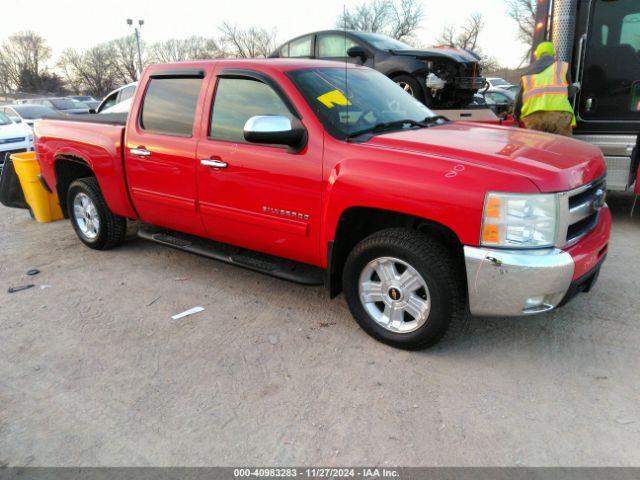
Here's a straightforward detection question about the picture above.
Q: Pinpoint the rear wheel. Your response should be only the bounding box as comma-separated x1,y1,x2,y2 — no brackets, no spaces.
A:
343,228,462,350
67,177,126,250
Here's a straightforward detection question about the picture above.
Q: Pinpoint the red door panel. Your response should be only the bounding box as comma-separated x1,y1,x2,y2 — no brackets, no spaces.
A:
196,140,321,265
124,72,211,236
195,71,323,265
126,135,205,236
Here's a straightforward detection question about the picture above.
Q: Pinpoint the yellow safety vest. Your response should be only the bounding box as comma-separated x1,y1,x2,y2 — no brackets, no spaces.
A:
521,61,576,126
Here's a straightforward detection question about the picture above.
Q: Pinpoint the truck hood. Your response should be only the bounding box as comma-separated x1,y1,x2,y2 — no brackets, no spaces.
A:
364,122,606,192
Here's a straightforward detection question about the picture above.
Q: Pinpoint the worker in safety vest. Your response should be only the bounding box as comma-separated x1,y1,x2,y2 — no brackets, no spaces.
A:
514,41,577,136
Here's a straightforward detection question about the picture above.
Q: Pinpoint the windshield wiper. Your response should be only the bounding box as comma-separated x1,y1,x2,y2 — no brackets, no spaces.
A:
422,115,449,126
346,119,428,140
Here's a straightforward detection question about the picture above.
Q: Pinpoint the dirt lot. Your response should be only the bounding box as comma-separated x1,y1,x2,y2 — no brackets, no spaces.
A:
1,194,639,467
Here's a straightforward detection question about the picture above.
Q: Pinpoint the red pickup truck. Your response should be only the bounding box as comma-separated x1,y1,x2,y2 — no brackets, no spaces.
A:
32,59,611,349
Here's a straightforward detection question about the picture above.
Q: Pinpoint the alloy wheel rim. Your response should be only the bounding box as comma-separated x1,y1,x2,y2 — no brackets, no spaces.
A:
358,256,431,334
73,193,100,240
396,81,414,96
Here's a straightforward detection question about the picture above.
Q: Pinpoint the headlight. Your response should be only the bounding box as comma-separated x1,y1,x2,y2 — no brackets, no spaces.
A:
481,192,558,248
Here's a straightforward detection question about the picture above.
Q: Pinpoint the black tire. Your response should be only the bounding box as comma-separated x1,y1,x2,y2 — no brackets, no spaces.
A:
393,74,425,102
66,177,126,250
343,228,463,350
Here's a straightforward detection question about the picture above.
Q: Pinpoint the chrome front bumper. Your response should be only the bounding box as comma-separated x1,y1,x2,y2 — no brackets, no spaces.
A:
464,246,575,317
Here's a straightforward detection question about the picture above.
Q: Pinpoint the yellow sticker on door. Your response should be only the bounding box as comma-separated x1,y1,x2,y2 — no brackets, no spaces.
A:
317,89,352,108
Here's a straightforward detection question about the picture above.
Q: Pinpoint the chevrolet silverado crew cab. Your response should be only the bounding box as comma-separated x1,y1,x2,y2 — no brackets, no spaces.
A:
31,59,611,349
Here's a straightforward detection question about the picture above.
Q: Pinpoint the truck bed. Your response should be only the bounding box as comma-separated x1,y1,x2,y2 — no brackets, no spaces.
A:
33,116,136,219
42,112,128,126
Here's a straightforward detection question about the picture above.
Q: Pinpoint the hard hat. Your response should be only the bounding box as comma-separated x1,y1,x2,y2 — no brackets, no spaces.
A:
535,41,555,60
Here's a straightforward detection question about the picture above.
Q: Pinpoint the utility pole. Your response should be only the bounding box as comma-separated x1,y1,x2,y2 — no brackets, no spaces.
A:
127,18,144,79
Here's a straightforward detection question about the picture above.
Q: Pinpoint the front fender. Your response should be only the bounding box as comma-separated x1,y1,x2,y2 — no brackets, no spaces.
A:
319,142,540,267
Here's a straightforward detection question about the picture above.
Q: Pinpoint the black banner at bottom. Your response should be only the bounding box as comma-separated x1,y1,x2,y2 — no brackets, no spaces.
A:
0,468,639,480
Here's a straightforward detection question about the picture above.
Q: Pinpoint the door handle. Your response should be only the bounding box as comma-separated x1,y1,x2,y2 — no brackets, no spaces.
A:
201,159,228,169
130,148,151,157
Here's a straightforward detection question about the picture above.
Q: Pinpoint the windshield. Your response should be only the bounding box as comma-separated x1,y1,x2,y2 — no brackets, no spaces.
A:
489,78,510,86
50,98,84,110
288,67,436,140
355,32,413,50
13,105,59,119
0,112,12,125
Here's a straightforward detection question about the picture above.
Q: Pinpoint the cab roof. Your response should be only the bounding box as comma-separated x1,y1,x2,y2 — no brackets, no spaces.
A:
145,58,364,76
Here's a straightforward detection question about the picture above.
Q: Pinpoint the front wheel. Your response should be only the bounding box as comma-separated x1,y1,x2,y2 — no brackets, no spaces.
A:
343,228,463,350
393,74,425,103
67,177,126,250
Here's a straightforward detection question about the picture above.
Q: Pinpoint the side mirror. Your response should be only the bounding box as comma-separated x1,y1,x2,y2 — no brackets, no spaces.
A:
347,46,368,62
243,115,307,152
89,108,96,114
11,117,21,123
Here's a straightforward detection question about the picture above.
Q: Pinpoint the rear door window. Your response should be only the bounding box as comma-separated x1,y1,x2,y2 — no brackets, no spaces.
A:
288,35,313,58
317,34,359,58
119,85,135,102
140,77,202,136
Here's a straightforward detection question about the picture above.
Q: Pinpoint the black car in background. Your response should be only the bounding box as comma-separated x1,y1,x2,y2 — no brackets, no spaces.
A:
0,104,61,128
23,97,90,115
70,95,100,111
270,30,486,108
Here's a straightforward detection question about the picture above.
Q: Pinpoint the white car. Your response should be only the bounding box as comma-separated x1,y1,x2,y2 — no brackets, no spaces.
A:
0,112,34,171
486,77,515,90
97,82,137,113
101,97,132,114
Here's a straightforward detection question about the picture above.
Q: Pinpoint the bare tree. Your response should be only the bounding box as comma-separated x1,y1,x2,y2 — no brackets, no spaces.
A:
109,36,143,84
388,0,425,42
219,22,277,58
149,36,225,63
57,44,118,96
0,31,52,91
337,0,424,42
337,0,392,33
437,13,501,71
505,0,536,65
437,12,483,51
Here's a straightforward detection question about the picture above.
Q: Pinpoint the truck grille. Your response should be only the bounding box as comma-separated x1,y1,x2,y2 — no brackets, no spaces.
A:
561,177,606,245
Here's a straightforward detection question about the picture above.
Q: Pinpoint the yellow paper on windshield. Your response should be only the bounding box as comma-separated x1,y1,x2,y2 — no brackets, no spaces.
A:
317,89,352,108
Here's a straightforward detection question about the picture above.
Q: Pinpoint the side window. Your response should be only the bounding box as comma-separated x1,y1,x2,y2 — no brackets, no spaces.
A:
140,77,202,136
278,43,290,57
119,85,135,102
581,0,640,119
317,34,359,58
620,13,640,51
210,77,293,143
288,35,313,58
99,92,118,112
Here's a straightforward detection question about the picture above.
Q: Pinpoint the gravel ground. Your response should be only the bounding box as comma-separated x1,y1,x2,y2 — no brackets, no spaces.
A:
1,194,639,467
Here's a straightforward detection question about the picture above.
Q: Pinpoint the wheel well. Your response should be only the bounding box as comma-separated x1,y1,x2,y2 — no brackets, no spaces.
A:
327,207,463,297
54,155,95,217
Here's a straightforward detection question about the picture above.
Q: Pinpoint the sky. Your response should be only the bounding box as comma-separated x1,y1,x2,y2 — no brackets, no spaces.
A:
0,0,527,68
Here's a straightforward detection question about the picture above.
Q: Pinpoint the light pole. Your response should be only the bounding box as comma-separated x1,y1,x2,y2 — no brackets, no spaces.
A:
127,18,144,78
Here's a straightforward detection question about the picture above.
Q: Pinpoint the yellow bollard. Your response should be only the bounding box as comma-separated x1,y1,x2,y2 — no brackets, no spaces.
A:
11,152,64,223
